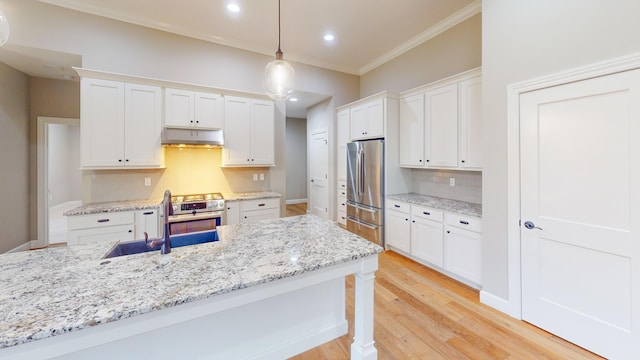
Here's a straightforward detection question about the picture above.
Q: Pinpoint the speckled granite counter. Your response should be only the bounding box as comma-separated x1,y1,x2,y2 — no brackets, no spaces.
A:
387,193,482,218
63,199,162,216
0,214,381,350
222,191,282,201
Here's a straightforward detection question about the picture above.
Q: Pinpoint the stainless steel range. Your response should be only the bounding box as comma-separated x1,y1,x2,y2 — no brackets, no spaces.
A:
167,192,225,235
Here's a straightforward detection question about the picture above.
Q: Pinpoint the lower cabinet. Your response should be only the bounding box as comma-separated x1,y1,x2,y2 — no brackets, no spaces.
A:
384,198,482,287
225,198,281,225
67,211,136,245
336,180,347,226
135,209,160,239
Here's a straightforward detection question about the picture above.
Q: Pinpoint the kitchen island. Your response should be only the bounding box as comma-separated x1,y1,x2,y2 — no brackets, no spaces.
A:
0,215,382,359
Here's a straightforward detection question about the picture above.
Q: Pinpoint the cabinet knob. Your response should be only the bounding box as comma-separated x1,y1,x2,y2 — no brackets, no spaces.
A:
419,159,422,163
128,230,132,233
247,158,250,162
125,159,129,162
251,158,254,161
405,218,409,221
412,220,415,223
426,160,430,163
118,159,122,162
190,120,194,123
447,230,450,234
196,121,199,123
461,160,466,163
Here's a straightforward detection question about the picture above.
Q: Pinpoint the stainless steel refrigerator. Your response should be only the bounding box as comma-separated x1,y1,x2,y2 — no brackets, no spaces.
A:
346,139,384,246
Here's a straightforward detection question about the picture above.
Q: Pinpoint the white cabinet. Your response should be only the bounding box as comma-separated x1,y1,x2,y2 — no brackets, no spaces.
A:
336,109,350,226
350,98,384,140
241,198,280,223
458,76,483,170
67,211,136,245
336,180,347,226
444,213,482,285
398,69,482,171
135,209,159,239
385,207,411,253
223,96,275,166
164,88,222,129
225,200,240,225
410,205,444,267
81,78,163,168
399,94,425,166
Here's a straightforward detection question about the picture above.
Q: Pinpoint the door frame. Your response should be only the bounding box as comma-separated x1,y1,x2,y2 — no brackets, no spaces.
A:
483,51,640,319
36,116,81,249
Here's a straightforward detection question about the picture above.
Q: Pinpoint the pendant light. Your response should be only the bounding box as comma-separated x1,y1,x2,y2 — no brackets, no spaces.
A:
263,0,295,100
0,8,9,47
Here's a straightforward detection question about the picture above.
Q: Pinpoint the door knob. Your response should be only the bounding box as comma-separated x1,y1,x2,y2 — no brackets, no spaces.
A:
523,221,543,230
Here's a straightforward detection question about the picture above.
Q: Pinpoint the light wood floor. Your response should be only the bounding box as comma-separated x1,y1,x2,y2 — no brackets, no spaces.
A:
292,250,603,360
286,202,308,217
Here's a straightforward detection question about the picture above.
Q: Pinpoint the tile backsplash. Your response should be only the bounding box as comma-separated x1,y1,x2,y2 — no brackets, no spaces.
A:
411,168,481,204
83,147,271,203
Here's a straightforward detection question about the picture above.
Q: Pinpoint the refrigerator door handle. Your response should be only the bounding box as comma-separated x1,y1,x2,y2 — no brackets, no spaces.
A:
360,150,365,195
347,201,379,213
347,216,379,230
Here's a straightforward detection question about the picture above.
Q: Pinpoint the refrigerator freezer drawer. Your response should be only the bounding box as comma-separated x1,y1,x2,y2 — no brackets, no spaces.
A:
347,201,383,225
347,217,383,246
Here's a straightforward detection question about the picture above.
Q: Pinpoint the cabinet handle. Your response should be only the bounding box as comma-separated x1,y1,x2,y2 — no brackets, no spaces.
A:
412,220,415,223
419,159,423,163
426,160,430,163
125,159,129,162
394,204,400,208
128,230,132,233
190,120,194,123
97,219,110,223
196,121,199,124
143,211,154,215
258,203,266,207
447,230,450,234
118,159,122,162
251,158,255,161
423,211,430,215
405,218,409,221
459,220,470,225
461,160,466,163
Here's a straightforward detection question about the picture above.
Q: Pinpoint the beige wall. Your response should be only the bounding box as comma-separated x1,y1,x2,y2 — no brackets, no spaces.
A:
360,14,481,97
0,62,30,252
286,117,308,202
482,0,640,300
29,77,80,240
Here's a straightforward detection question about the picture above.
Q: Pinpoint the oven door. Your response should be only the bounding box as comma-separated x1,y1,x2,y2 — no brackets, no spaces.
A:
168,212,222,235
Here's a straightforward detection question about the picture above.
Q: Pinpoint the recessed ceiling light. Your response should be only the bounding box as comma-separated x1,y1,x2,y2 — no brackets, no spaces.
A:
227,3,240,12
323,34,335,41
289,97,298,102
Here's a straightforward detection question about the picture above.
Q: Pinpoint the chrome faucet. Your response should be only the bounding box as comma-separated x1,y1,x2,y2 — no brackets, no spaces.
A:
145,190,173,254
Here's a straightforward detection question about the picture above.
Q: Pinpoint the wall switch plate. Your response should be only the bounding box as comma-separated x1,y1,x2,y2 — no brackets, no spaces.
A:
253,174,258,181
144,177,151,187
259,173,264,181
449,178,455,187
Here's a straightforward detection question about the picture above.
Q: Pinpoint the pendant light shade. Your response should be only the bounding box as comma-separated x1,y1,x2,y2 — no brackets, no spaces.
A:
0,9,9,47
264,0,295,100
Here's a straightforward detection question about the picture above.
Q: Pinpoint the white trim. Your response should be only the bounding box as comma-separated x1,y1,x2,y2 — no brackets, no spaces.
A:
359,0,482,75
36,117,80,250
286,198,308,205
479,290,514,316
504,51,640,320
6,242,31,254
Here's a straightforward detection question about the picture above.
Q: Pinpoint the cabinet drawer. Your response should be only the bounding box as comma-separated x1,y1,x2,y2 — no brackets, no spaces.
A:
411,205,443,222
242,198,280,211
337,196,347,212
68,211,135,230
386,199,410,214
445,213,482,233
337,180,347,192
337,210,347,226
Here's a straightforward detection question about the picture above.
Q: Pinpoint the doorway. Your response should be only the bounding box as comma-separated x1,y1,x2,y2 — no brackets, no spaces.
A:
36,116,81,248
309,129,328,219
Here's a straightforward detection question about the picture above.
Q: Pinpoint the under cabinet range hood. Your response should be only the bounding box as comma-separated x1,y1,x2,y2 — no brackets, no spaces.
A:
161,128,224,147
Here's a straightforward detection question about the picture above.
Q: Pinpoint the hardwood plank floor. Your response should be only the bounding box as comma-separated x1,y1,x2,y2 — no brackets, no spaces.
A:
292,250,603,360
286,202,308,217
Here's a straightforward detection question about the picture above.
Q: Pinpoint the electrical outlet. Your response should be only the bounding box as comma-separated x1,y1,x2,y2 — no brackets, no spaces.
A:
253,174,258,181
449,178,455,187
144,177,151,187
259,173,264,181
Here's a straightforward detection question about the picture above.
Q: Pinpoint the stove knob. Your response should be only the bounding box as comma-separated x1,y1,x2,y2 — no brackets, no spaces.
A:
172,205,178,212
206,201,214,209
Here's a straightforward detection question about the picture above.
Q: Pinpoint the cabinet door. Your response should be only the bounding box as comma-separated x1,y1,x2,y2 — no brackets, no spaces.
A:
337,109,350,181
444,225,482,284
411,216,443,267
69,224,135,245
365,98,384,138
225,201,240,225
399,94,425,166
242,208,279,223
164,88,194,127
135,209,159,239
385,209,411,253
195,92,222,129
349,105,366,140
222,96,252,165
124,83,163,167
459,76,483,170
425,84,458,168
250,99,275,165
81,78,125,167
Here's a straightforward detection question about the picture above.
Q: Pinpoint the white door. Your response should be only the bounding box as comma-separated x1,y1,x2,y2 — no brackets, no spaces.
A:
520,69,640,359
309,129,328,219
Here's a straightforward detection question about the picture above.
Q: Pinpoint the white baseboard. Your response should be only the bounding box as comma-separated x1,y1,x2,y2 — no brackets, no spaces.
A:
286,198,308,205
7,242,32,253
480,290,520,319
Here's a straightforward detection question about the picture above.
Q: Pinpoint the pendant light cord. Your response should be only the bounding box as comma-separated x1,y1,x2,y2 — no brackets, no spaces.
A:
277,0,282,54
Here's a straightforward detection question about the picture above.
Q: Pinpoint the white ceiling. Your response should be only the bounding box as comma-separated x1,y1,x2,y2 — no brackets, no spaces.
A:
0,0,479,117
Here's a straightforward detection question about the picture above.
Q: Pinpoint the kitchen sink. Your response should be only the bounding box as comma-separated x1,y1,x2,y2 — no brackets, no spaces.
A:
104,231,219,258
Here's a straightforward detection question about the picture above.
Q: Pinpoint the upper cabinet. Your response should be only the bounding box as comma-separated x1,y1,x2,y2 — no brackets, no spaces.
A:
350,98,384,140
164,88,222,129
399,68,482,171
81,78,163,169
222,96,275,166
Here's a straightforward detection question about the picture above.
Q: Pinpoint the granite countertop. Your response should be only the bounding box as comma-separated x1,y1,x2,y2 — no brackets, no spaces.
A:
0,214,381,350
387,193,482,218
63,199,162,216
223,191,282,201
